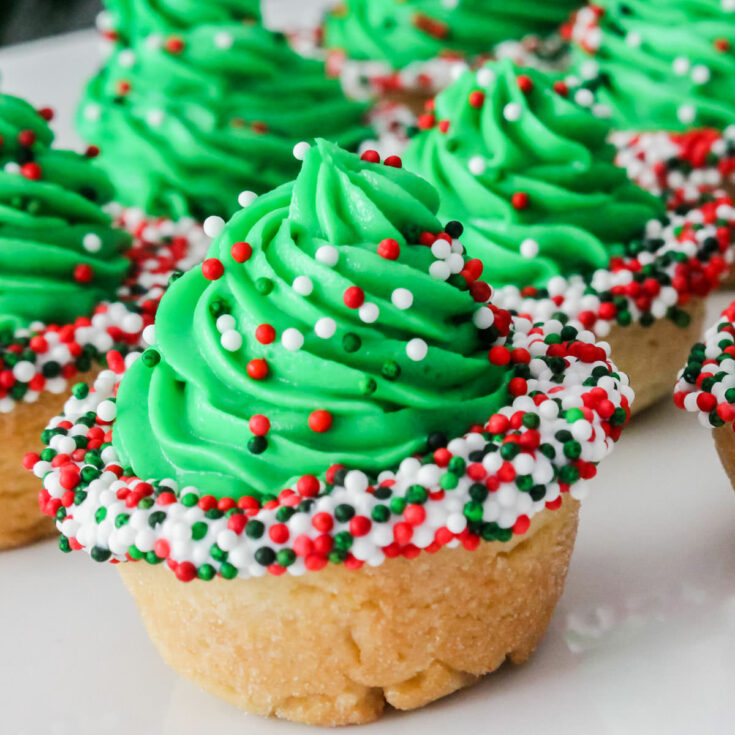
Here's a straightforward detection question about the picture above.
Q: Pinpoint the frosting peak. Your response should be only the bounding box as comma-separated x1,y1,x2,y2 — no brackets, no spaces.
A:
113,140,511,498
569,0,735,131
78,2,372,220
403,59,663,287
0,94,130,329
325,0,581,69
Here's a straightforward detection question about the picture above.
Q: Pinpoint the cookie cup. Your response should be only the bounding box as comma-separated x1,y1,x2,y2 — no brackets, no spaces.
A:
120,498,578,726
675,298,735,489
12,212,206,548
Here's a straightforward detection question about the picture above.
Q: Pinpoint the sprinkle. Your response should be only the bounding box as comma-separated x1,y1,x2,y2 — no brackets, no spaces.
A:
83,233,102,253
247,359,268,380
468,90,485,108
343,286,365,309
293,141,311,160
468,156,486,175
315,317,336,339
238,190,257,207
230,241,252,263
255,324,275,344
472,307,494,329
673,57,690,76
511,192,529,210
214,31,234,49
378,238,400,260
359,303,379,323
429,261,450,280
520,239,539,258
221,330,242,352
431,239,452,259
406,338,428,361
216,314,236,333
74,264,94,283
503,103,522,121
201,258,224,281
574,88,594,107
691,64,711,85
308,410,333,433
360,150,380,163
293,276,314,296
391,288,413,309
249,415,270,436
282,328,304,351
315,245,339,266
476,67,495,86
96,400,116,422
203,216,225,238
678,105,696,124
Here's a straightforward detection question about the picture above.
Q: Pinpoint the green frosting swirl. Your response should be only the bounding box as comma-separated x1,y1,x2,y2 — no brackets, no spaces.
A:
78,2,372,220
113,140,510,499
403,59,662,287
325,0,580,69
569,0,735,131
0,94,130,329
103,0,260,42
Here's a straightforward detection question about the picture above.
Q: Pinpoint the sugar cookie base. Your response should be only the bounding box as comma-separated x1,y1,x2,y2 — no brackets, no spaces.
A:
119,498,579,726
607,299,706,415
0,371,96,550
713,424,735,492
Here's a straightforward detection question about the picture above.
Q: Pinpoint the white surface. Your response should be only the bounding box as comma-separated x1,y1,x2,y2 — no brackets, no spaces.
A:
2,15,735,735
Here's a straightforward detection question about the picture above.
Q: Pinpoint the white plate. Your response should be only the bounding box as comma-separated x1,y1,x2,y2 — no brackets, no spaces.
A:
1,10,735,734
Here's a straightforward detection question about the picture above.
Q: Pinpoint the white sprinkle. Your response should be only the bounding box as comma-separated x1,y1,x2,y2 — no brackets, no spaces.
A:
723,0,735,11
429,260,451,280
4,162,20,175
625,31,642,47
344,470,368,493
391,288,413,309
472,307,494,329
520,238,539,258
214,31,234,49
503,102,522,121
678,104,696,125
293,141,311,160
221,330,242,352
216,314,236,333
446,253,465,274
97,400,117,422
121,312,144,333
476,67,495,86
12,361,35,383
203,215,225,238
359,302,379,323
146,33,164,50
314,317,336,339
118,49,136,67
83,104,102,122
579,60,599,80
673,57,690,76
293,275,314,296
691,64,711,85
574,88,594,107
282,328,304,351
431,239,452,259
83,233,102,253
315,245,339,266
146,109,165,127
142,325,156,345
468,156,486,175
406,338,428,361
238,190,257,207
